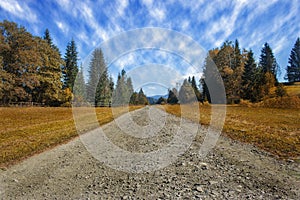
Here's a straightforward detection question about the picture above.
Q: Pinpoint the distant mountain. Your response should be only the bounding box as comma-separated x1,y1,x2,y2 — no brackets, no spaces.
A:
148,94,168,100
147,94,168,105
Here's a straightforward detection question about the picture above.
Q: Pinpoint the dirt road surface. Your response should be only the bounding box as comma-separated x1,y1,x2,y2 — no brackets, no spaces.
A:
1,107,299,199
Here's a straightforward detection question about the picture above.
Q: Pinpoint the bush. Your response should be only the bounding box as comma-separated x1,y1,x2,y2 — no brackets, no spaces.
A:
257,96,300,109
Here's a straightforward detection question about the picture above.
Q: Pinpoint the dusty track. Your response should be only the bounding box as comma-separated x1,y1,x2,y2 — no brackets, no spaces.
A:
1,107,299,199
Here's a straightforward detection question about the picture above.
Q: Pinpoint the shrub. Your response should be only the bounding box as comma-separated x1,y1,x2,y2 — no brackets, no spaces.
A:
257,96,300,109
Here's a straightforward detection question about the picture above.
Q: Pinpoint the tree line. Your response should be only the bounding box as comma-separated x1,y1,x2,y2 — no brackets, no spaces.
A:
0,20,149,106
1,20,299,106
165,38,300,104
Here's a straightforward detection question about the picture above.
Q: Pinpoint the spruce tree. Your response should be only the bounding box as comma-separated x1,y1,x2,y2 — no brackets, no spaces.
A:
137,88,149,105
259,43,278,95
241,50,258,102
112,69,134,106
63,39,79,92
95,68,112,106
43,29,61,55
167,88,179,104
156,96,167,104
73,65,86,104
191,76,202,101
179,79,196,104
86,48,109,105
286,37,300,82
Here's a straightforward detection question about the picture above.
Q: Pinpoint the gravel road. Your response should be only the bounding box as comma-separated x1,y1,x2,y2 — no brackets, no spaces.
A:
1,107,299,199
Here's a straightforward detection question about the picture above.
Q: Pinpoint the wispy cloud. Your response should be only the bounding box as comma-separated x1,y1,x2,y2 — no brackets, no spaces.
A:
1,0,299,86
0,0,37,22
55,21,69,34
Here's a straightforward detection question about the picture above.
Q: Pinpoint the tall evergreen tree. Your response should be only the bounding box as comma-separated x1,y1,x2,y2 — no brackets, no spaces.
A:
95,68,112,106
126,77,134,99
43,29,61,54
137,88,149,105
43,29,52,46
112,69,134,106
241,50,260,102
179,79,196,103
167,88,179,104
286,37,300,82
73,65,86,104
191,76,202,101
259,43,278,95
86,48,107,105
201,54,216,103
63,39,79,92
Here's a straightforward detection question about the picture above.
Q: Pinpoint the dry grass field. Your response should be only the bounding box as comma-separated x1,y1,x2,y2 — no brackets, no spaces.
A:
163,104,300,160
1,103,299,168
0,106,142,167
285,82,300,97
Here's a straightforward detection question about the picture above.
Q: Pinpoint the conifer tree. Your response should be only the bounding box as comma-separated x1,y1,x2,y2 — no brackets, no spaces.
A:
63,39,79,92
86,48,111,105
191,76,202,101
259,43,278,95
73,65,86,104
167,88,178,104
112,69,134,106
241,50,258,102
179,79,196,103
137,88,149,105
286,37,300,82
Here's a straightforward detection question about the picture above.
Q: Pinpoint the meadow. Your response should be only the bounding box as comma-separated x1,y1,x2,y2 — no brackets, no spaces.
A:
0,106,142,167
1,102,299,168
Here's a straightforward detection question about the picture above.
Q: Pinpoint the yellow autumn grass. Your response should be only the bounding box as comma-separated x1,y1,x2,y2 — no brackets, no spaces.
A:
163,104,300,160
0,106,142,167
285,82,300,96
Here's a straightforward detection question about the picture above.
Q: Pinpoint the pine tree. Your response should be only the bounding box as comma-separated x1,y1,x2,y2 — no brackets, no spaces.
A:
73,65,86,105
191,76,202,101
112,69,134,106
63,39,79,92
43,29,61,55
259,43,278,78
259,43,278,95
286,37,300,82
43,29,52,46
130,92,138,105
156,96,167,104
179,79,196,104
95,68,112,106
167,88,178,104
137,88,149,105
126,77,134,100
241,50,257,102
86,48,110,105
201,48,227,104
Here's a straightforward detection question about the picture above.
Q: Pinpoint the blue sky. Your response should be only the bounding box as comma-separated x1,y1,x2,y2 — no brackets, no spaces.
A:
0,0,299,96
